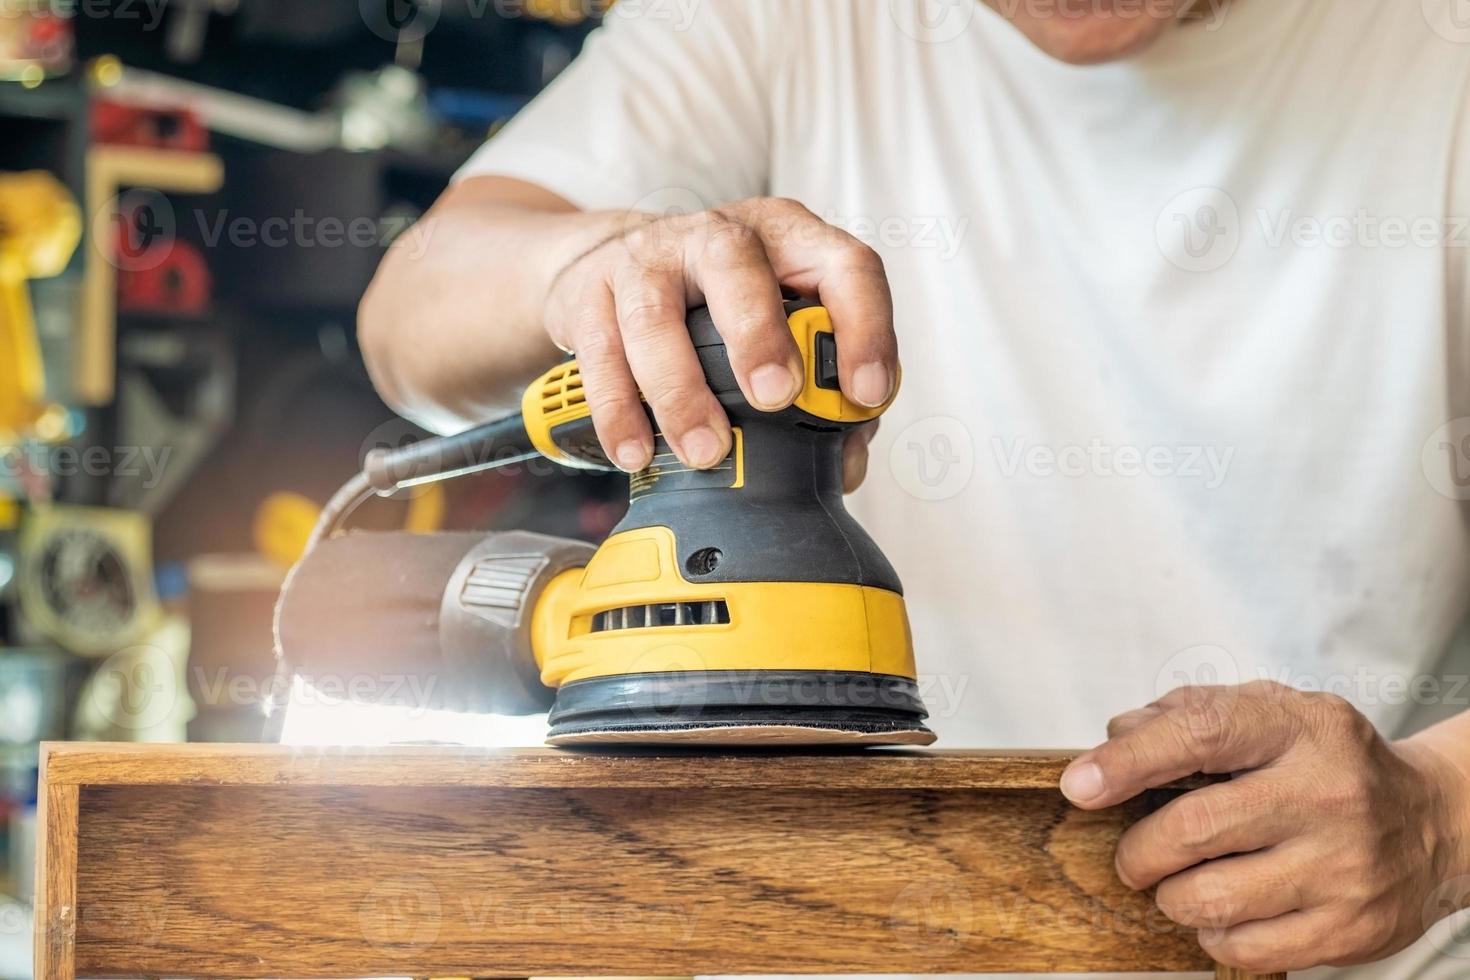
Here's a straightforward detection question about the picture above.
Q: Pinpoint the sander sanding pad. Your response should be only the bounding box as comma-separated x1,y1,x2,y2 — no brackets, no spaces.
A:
546,724,938,747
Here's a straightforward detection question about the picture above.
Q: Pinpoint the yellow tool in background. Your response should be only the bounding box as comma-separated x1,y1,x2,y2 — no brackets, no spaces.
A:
0,170,80,446
253,484,446,569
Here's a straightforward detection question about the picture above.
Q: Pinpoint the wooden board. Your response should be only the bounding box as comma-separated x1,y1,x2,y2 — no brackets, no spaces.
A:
35,744,1275,979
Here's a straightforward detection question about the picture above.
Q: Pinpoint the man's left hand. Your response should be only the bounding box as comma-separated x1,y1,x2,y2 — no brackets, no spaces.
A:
1060,681,1470,974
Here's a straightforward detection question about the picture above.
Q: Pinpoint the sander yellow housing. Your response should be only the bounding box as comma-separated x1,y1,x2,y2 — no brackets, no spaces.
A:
269,302,934,746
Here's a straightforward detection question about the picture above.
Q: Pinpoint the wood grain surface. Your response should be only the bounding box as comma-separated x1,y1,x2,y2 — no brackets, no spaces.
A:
33,782,77,980
41,743,1090,789
37,744,1263,978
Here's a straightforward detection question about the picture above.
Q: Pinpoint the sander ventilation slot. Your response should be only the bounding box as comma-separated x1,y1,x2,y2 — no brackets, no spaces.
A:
590,600,730,633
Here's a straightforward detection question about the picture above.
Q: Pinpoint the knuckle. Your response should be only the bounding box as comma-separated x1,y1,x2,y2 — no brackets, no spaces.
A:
721,311,785,351
761,195,812,217
1169,797,1221,852
838,239,886,274
1358,912,1399,953
1178,699,1232,754
572,323,619,361
1311,692,1372,740
621,223,681,265
702,223,760,268
618,296,680,341
620,223,656,254
1325,775,1374,819
1110,733,1154,776
1246,678,1293,700
644,377,708,419
587,388,640,420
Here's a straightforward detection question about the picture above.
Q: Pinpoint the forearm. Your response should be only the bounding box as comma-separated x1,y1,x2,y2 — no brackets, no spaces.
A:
358,177,626,432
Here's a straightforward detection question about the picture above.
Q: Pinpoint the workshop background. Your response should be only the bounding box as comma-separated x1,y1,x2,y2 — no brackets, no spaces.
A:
0,3,623,973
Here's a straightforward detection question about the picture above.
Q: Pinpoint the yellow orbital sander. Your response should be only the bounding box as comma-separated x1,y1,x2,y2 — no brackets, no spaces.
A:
268,302,935,747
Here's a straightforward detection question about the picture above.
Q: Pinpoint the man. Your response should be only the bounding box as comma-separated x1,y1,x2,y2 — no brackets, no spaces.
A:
359,1,1470,975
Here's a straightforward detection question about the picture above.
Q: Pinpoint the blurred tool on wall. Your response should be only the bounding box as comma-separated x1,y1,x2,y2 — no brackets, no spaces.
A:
0,3,73,86
0,1,618,951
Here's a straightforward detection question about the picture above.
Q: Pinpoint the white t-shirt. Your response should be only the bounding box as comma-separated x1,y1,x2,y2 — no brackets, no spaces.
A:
458,2,1470,977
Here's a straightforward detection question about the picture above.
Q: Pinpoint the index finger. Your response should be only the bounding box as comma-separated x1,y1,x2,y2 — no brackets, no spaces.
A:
1061,691,1297,810
730,198,898,409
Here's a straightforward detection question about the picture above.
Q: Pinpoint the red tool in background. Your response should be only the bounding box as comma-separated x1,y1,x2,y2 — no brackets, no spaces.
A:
115,236,212,316
113,196,213,317
92,100,209,153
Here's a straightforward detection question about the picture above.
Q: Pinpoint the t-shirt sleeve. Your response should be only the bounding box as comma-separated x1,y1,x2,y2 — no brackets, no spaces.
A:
454,4,779,212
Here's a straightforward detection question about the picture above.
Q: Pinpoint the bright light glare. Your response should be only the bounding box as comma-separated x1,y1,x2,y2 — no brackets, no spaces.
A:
277,676,549,747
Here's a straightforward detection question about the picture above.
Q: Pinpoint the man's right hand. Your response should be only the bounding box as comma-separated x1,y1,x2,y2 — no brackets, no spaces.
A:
541,196,897,473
